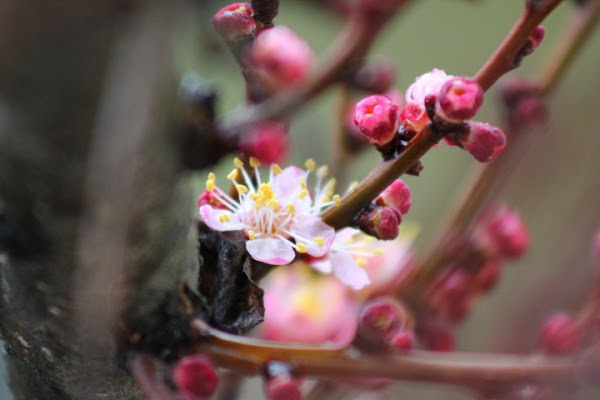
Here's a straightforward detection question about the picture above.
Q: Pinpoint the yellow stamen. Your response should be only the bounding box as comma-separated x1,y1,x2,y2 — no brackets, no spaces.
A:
234,157,244,168
206,180,215,192
305,159,316,172
317,165,328,178
333,194,341,206
313,237,325,247
249,157,261,167
248,230,255,240
299,177,307,190
227,169,239,180
219,213,231,223
287,202,295,216
267,199,279,209
321,195,331,203
235,184,248,194
349,181,359,191
272,164,282,175
374,248,384,256
208,172,216,181
298,189,309,199
356,258,367,267
296,243,308,253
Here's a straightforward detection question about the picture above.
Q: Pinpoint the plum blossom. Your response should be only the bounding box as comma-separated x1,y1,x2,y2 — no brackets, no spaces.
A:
199,158,336,265
402,69,454,131
308,228,378,290
262,264,359,346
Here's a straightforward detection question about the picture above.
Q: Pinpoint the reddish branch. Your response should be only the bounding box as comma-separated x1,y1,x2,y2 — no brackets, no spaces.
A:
190,320,575,389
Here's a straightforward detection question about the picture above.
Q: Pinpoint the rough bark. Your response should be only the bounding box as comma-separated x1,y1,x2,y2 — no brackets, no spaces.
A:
0,1,200,398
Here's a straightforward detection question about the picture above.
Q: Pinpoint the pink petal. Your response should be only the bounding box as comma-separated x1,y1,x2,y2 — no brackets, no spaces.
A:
290,216,335,257
333,227,359,246
199,205,241,231
310,258,332,274
246,237,295,265
331,252,371,290
272,166,308,203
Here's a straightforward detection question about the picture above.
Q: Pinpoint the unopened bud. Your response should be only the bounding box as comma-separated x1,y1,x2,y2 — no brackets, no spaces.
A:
354,95,401,146
539,312,581,355
484,206,529,258
357,297,414,351
248,26,315,92
264,362,301,400
417,319,455,352
212,3,255,41
400,101,428,132
461,122,506,162
240,121,290,164
354,206,401,240
173,355,218,399
351,59,397,94
436,77,483,122
376,179,411,216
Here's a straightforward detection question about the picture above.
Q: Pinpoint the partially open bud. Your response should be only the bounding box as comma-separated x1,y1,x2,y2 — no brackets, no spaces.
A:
376,179,411,216
264,362,301,400
212,3,255,41
400,101,428,132
173,355,218,399
484,206,529,259
354,95,401,146
461,122,506,162
539,312,581,354
356,297,414,351
436,77,483,122
248,26,315,92
354,206,401,240
240,121,290,164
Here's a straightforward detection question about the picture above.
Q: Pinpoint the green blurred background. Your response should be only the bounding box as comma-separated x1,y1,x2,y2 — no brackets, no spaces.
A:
155,1,600,398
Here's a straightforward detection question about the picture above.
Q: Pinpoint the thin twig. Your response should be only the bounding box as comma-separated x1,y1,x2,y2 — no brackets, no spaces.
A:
320,0,565,230
537,0,600,95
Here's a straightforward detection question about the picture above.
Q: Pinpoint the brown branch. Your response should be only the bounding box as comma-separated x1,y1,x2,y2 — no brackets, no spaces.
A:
319,0,566,231
537,0,600,95
190,319,575,389
474,0,565,91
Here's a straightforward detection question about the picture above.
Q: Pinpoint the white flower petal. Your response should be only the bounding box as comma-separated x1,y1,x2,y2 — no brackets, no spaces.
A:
309,258,332,274
331,252,371,290
290,216,335,257
272,166,308,204
199,205,242,231
246,237,295,265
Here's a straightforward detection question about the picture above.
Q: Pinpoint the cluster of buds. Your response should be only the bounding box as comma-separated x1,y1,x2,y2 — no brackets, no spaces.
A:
354,69,507,163
425,205,529,324
354,179,412,240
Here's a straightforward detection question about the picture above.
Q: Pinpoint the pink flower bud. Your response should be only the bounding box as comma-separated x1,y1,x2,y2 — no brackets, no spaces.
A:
484,206,529,258
436,77,484,122
248,26,315,91
400,101,428,132
357,297,414,351
173,355,218,399
473,259,504,292
539,313,581,354
264,362,301,400
376,179,411,216
240,121,290,164
352,59,397,93
417,319,455,352
212,3,255,41
389,330,414,351
461,122,506,162
531,26,546,49
197,190,225,209
354,95,401,146
355,206,401,240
